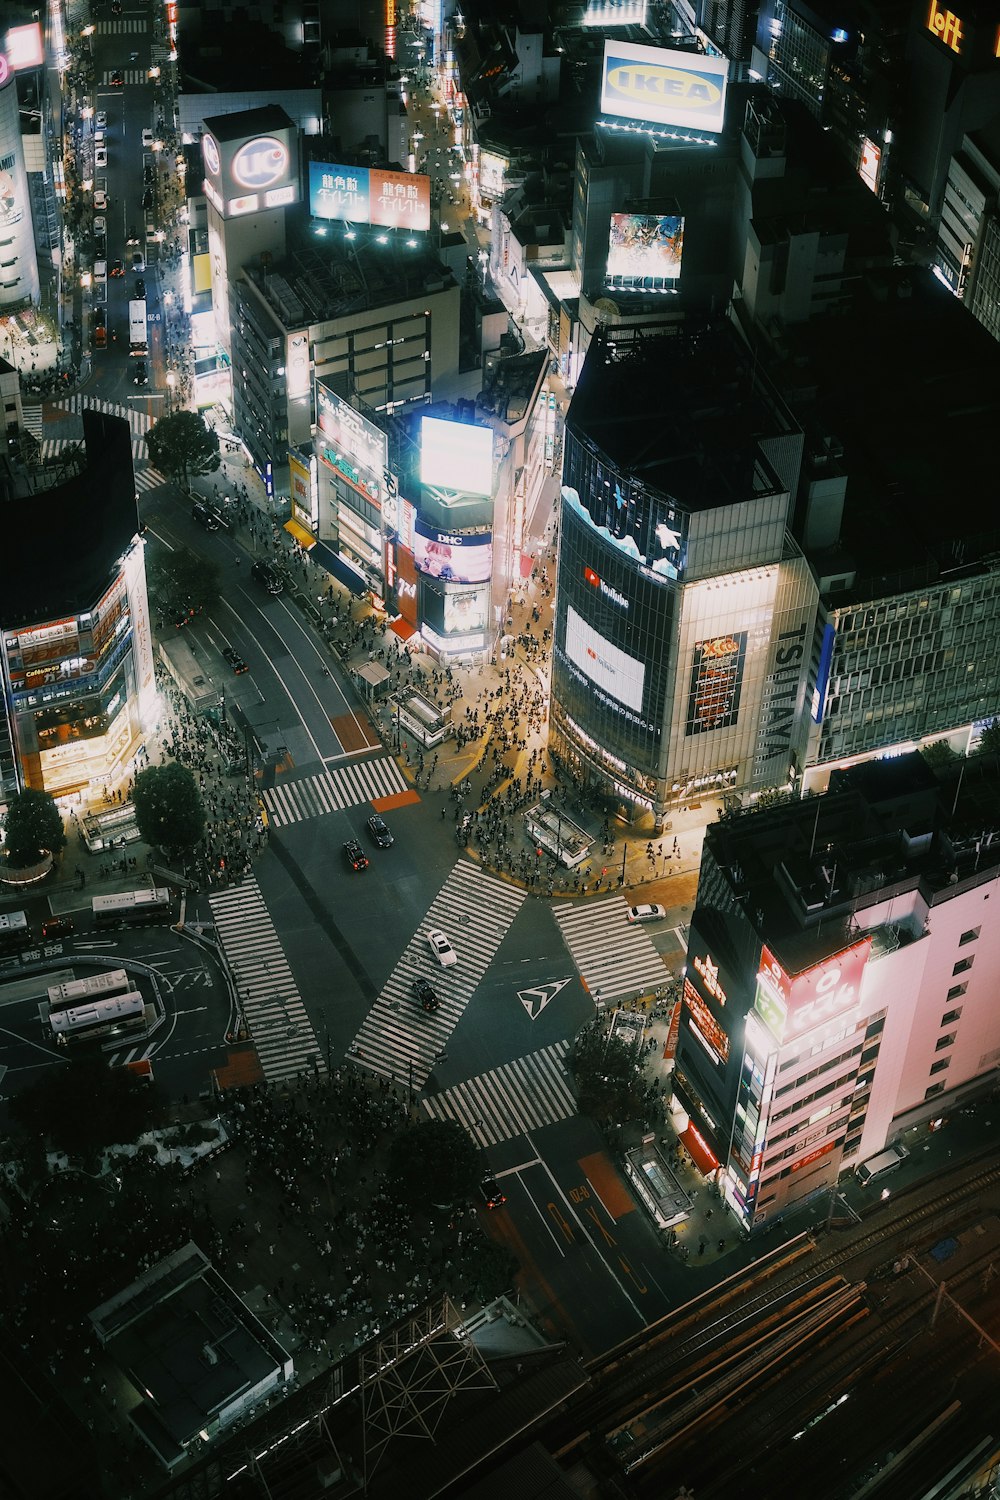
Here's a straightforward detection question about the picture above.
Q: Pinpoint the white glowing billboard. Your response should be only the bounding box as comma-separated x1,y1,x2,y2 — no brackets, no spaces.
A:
565,605,645,712
601,40,729,135
420,416,493,496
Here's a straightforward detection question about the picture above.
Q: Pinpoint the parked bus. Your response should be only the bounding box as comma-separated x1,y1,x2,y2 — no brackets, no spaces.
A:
0,911,31,955
49,991,146,1046
855,1142,908,1187
128,298,147,355
92,889,171,930
47,969,131,1013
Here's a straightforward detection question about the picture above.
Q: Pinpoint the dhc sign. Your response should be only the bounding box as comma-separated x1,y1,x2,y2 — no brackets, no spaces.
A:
601,40,729,135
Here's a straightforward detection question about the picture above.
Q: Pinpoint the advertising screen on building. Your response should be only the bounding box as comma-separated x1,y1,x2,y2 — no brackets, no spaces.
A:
316,381,387,504
607,213,684,287
203,119,299,219
683,979,730,1067
601,40,729,135
479,151,507,202
420,416,493,496
414,518,492,583
565,605,645,712
755,939,871,1044
686,631,747,736
443,585,489,633
309,162,430,231
859,138,881,194
5,22,43,70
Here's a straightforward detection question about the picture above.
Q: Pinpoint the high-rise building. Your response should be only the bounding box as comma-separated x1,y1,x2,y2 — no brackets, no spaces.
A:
673,753,1000,1232
0,413,153,802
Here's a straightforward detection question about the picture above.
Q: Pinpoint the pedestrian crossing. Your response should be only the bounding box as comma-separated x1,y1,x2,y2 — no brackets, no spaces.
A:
422,1040,577,1148
208,875,326,1084
134,463,168,494
348,863,525,1086
262,757,409,827
52,394,152,437
95,18,148,32
100,69,150,86
552,894,669,1007
21,405,43,439
38,435,148,465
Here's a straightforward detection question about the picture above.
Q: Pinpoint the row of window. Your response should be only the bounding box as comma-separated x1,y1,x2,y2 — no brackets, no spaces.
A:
774,1041,862,1099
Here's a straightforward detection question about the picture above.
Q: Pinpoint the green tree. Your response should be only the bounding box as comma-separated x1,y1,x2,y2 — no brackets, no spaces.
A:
146,410,221,491
455,1236,519,1302
2,788,67,866
973,719,1000,757
9,1054,164,1168
571,1025,661,1129
147,550,220,616
387,1119,480,1208
133,762,206,857
920,739,959,768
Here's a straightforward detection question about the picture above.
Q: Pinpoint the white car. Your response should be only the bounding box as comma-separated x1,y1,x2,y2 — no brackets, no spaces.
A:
93,215,106,236
141,127,155,148
95,111,107,129
94,188,107,210
95,145,108,168
627,903,667,925
427,928,457,967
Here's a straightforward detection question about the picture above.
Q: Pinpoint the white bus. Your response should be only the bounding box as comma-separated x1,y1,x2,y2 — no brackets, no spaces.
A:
47,969,131,1013
128,298,147,354
49,991,146,1046
0,910,31,955
92,888,171,930
855,1142,908,1187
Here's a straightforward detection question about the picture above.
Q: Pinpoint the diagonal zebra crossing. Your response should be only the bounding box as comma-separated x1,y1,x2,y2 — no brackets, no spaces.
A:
208,876,325,1083
52,394,152,438
262,757,409,827
422,1041,577,1148
552,894,669,1007
348,863,525,1086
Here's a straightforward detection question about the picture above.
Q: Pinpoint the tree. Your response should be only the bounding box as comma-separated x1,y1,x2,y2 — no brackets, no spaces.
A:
387,1119,480,1208
973,719,1000,757
146,410,221,491
455,1237,519,1302
147,550,220,616
920,739,959,768
571,1024,661,1129
9,1054,164,1168
133,762,206,857
2,788,66,866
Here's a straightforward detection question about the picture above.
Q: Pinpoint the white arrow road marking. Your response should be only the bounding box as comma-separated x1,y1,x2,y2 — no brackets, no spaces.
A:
517,977,572,1020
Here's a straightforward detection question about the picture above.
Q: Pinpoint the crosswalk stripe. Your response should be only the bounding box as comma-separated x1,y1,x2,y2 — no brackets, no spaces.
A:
262,756,409,827
38,435,148,464
422,1041,576,1147
95,18,148,32
552,895,668,1005
51,394,152,435
208,876,326,1083
134,465,167,493
21,405,43,438
100,68,149,85
348,863,525,1085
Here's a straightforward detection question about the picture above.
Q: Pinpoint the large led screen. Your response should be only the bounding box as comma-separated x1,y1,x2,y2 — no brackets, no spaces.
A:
601,40,729,135
686,631,747,736
414,518,492,583
565,605,645,713
607,213,684,286
443,586,489,633
420,416,493,496
309,162,430,231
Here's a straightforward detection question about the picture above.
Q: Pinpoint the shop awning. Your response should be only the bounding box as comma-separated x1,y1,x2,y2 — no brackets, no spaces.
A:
313,541,369,596
679,1123,720,1177
284,517,316,550
390,617,417,641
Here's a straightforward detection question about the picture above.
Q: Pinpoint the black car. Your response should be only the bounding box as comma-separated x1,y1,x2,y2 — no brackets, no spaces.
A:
479,1175,507,1210
251,560,283,595
93,305,105,328
344,839,368,872
110,69,124,86
223,645,248,674
133,359,148,387
126,225,140,245
134,278,145,299
110,258,124,277
413,976,439,1013
367,812,393,848
191,500,219,531
41,916,74,941
142,187,153,209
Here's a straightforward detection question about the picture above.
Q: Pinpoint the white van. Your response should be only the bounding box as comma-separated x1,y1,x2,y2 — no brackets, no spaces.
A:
855,1142,908,1187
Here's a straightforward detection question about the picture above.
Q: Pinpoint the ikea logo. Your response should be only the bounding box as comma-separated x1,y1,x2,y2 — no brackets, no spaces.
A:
605,58,723,113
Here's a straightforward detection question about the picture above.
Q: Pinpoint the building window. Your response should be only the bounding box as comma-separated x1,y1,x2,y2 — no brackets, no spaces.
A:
930,1059,951,1075
924,1083,946,1100
959,927,981,946
935,1033,956,1052
947,983,968,1000
941,1008,963,1026
952,957,974,976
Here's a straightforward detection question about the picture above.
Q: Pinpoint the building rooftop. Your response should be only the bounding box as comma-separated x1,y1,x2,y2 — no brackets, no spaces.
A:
202,103,295,143
566,321,789,513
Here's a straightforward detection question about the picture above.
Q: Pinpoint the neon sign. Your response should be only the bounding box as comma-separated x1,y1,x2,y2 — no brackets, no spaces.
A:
232,137,289,191
927,0,963,52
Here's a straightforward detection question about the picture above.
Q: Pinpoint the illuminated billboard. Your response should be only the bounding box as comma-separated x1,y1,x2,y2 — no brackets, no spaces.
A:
443,585,489,633
316,381,387,505
601,40,729,135
420,416,493,495
859,138,881,194
682,979,729,1066
565,605,645,712
755,939,871,1045
5,23,43,71
201,113,299,220
414,518,492,583
309,162,431,232
607,213,684,287
686,631,746,736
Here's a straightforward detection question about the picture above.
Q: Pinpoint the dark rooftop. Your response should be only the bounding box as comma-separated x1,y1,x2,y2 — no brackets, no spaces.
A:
202,104,295,142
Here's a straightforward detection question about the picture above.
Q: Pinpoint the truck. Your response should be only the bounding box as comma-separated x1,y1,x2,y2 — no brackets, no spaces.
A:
128,298,147,355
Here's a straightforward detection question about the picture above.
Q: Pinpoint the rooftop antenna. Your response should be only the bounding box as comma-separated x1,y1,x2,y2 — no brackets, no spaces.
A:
808,795,822,860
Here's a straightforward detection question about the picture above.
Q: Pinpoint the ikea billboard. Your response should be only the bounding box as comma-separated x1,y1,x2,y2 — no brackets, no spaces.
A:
601,40,729,135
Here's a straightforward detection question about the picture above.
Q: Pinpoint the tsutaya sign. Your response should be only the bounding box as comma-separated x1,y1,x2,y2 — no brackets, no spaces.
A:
601,40,729,135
